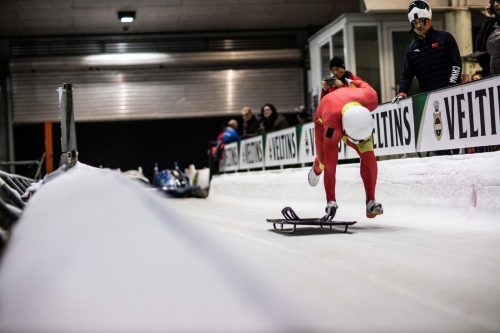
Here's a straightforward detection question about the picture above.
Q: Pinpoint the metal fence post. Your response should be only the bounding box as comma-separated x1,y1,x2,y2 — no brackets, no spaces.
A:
58,83,78,167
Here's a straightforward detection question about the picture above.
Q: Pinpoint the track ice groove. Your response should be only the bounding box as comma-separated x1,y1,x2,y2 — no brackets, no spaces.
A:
209,214,500,331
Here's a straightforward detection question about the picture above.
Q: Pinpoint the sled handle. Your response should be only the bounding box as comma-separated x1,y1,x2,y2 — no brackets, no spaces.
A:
281,207,300,220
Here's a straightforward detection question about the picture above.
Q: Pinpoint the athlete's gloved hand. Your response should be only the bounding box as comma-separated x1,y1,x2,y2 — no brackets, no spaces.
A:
391,92,407,104
324,201,338,220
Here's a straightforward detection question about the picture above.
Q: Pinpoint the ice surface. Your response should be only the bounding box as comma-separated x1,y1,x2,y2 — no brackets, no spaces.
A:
1,152,500,332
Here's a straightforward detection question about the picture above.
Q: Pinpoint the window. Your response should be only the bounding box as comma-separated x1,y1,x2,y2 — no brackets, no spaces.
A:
320,43,331,80
332,30,345,62
353,26,381,102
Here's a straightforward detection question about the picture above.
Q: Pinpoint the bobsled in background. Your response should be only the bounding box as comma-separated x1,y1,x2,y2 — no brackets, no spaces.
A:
153,162,209,198
123,167,150,185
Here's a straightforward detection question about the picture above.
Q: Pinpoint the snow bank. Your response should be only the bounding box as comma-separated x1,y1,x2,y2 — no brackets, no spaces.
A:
0,163,297,332
209,152,500,212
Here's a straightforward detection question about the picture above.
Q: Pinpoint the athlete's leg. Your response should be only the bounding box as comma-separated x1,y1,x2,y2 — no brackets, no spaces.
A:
322,129,342,202
313,118,324,175
345,135,377,203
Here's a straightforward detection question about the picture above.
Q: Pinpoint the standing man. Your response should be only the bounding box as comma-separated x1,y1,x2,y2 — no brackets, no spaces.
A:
321,56,361,101
240,106,261,139
476,0,500,76
308,79,383,220
392,0,462,103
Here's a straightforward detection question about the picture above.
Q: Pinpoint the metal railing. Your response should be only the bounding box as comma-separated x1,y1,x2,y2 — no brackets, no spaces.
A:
0,170,33,250
1,82,78,253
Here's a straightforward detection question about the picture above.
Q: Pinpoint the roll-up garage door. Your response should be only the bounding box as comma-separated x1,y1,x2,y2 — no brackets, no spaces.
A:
9,49,305,123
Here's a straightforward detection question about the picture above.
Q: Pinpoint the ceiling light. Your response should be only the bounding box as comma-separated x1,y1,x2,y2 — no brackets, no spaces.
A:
118,11,135,23
84,53,169,66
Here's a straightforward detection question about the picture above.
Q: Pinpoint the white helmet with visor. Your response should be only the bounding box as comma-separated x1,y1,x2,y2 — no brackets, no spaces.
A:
408,0,432,23
342,103,374,144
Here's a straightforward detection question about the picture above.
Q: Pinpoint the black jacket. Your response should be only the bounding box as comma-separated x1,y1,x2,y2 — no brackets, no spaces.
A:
476,17,496,52
261,113,289,133
398,28,462,94
242,115,261,139
476,17,498,76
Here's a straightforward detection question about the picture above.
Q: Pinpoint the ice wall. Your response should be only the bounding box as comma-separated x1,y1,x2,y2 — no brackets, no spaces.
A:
209,152,500,212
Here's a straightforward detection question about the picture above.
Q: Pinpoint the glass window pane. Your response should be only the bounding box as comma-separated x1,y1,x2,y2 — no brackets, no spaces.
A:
332,30,345,62
353,26,381,102
320,43,331,80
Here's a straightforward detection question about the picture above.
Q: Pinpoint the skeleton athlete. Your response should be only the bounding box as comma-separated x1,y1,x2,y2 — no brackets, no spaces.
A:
308,79,384,220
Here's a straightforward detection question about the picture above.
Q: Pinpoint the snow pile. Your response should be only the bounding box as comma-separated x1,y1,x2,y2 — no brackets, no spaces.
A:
0,163,297,332
209,152,500,212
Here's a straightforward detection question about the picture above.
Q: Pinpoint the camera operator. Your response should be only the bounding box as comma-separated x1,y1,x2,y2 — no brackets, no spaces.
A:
320,57,361,101
476,0,500,75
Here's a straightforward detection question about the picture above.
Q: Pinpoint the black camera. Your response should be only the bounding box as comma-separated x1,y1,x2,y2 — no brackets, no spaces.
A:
323,77,336,86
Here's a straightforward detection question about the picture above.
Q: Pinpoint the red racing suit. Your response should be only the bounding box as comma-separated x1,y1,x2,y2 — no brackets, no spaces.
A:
313,79,378,204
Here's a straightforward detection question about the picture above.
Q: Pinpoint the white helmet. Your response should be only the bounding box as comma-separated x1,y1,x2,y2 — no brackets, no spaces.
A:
342,103,374,143
408,0,432,23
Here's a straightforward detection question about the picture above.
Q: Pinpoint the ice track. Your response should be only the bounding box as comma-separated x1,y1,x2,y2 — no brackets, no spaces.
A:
173,197,500,332
0,152,499,332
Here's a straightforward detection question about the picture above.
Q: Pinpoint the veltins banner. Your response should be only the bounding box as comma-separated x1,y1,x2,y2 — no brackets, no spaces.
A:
264,127,299,167
222,142,239,172
297,121,357,162
298,123,315,163
372,98,416,156
417,76,500,152
239,135,264,169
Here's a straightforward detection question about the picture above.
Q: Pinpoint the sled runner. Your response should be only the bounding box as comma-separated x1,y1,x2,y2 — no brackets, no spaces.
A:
267,207,356,234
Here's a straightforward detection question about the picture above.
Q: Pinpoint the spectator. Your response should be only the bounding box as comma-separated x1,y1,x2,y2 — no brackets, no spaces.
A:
221,119,240,144
260,103,289,133
472,71,483,81
296,107,310,124
308,78,383,220
475,0,500,155
321,56,361,101
392,0,462,104
476,0,500,75
392,0,462,156
209,119,240,175
240,106,261,139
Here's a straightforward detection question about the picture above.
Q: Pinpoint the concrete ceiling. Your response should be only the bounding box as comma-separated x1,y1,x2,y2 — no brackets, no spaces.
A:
0,0,362,37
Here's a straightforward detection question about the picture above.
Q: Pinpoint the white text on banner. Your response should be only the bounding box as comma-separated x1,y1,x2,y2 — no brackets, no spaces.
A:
239,136,264,169
264,127,299,167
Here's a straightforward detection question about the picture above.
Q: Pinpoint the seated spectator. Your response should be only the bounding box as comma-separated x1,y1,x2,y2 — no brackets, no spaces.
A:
241,106,261,139
260,103,289,133
321,56,361,100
